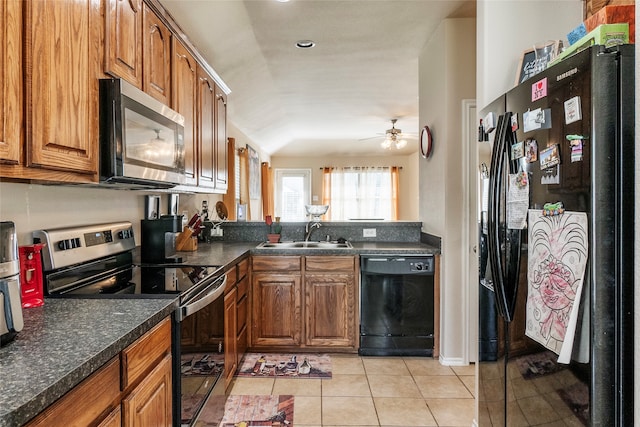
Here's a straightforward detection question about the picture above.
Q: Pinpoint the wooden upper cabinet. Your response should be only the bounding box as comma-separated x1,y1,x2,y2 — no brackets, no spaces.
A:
215,87,228,192
197,66,216,189
105,0,143,88
24,0,99,177
0,0,22,165
172,40,198,186
142,3,171,105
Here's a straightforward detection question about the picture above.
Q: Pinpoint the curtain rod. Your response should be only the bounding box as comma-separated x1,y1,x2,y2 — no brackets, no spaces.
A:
319,166,402,170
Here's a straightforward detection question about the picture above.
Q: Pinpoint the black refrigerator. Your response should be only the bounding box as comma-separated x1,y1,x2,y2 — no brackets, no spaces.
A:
477,45,634,426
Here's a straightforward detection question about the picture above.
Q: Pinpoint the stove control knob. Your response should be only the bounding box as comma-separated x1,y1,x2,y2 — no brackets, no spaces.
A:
57,239,74,250
118,229,133,240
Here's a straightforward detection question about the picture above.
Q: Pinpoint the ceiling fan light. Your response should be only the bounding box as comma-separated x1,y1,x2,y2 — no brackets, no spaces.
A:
381,138,392,149
396,139,407,149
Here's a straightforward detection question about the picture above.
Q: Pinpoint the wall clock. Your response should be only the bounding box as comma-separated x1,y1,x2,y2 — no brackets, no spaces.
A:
420,126,433,159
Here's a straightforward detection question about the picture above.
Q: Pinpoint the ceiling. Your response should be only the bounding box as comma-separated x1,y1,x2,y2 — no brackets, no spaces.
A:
160,0,475,157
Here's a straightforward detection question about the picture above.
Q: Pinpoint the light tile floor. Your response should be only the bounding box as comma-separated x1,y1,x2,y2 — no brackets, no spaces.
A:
226,354,476,427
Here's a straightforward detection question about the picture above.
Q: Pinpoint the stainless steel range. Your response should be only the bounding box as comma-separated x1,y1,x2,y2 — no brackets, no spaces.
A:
33,221,226,427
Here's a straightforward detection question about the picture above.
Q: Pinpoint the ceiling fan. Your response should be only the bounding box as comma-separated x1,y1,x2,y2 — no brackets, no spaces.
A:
361,119,417,150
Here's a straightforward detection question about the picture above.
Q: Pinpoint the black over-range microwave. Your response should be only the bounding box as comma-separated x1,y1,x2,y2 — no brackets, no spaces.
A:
99,78,185,189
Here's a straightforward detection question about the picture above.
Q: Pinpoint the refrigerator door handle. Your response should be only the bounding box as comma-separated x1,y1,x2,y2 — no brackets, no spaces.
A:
487,111,523,323
487,112,511,321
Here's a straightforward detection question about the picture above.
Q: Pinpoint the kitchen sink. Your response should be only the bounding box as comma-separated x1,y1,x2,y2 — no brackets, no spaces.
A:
256,241,352,249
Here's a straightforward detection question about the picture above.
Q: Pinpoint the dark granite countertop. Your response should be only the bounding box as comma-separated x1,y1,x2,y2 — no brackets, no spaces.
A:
0,297,178,427
173,241,258,268
179,241,440,258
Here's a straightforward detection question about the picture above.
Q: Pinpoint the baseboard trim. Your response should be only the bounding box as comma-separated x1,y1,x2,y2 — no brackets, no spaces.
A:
438,356,469,366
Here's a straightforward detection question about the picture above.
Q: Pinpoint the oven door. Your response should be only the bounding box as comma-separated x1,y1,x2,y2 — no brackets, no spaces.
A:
174,271,227,427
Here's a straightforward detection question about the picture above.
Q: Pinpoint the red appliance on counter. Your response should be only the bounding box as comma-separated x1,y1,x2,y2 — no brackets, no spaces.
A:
19,244,46,308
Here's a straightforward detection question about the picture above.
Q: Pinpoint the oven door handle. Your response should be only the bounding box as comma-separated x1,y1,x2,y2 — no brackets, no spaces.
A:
177,273,227,321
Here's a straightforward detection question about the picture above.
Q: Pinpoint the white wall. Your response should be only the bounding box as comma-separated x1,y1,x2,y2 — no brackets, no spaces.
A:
227,121,270,221
270,153,420,221
0,182,149,245
419,17,476,364
477,0,584,110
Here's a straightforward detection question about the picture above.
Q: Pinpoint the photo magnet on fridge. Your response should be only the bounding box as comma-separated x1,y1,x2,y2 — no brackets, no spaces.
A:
526,139,538,163
511,141,525,159
564,96,582,124
511,113,519,131
531,77,548,102
539,144,560,169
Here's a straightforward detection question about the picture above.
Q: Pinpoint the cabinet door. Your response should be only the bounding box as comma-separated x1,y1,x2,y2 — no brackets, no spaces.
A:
24,358,121,427
25,0,99,176
122,354,172,427
105,0,143,88
0,0,21,165
305,274,355,347
197,66,216,189
214,87,228,191
142,3,171,105
172,41,197,186
224,286,238,389
251,273,301,346
97,406,122,427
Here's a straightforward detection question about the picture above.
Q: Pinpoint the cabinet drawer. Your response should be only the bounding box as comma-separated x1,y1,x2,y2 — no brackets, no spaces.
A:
305,256,355,272
237,257,249,281
121,317,171,390
252,256,301,271
237,275,249,300
25,358,120,427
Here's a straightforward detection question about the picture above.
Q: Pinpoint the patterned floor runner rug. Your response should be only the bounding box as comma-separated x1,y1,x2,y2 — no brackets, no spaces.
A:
236,353,331,379
194,395,294,427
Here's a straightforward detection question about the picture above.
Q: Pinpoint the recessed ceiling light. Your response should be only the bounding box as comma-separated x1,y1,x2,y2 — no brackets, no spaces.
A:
295,40,315,49
276,0,290,2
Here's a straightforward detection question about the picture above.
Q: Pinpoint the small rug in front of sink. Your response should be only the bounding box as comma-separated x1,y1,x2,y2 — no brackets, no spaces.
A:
195,394,294,427
236,353,331,378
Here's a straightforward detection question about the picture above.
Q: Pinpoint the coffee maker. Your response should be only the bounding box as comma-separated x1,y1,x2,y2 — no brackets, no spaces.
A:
141,215,183,264
1,221,24,346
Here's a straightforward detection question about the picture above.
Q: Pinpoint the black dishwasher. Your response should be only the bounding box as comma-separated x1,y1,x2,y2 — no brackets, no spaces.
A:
359,255,434,356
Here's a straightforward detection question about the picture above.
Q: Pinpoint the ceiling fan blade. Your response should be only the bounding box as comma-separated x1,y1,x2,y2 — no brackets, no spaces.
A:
358,135,385,141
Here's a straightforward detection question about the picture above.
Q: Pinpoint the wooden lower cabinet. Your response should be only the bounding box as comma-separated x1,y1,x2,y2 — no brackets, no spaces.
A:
24,358,121,427
250,255,357,351
122,354,172,427
223,285,238,388
25,318,172,427
305,273,355,347
251,272,302,346
98,407,122,427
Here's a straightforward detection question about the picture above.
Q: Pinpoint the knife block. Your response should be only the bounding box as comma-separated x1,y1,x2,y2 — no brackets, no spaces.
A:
176,227,198,252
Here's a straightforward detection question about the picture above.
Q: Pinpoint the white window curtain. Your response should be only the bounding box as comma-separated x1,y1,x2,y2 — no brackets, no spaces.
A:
323,167,399,220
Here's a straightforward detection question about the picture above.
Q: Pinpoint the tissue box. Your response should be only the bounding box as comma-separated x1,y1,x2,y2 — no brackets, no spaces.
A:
549,23,629,67
584,5,635,43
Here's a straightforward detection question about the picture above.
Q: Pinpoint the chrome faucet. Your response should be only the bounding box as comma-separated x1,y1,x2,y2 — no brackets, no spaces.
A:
304,221,321,241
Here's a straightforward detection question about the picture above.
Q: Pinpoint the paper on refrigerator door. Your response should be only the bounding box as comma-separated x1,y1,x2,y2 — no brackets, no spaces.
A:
525,210,588,363
507,173,529,229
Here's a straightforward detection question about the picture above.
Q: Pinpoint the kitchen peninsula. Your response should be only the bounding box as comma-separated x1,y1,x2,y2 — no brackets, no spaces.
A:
0,298,177,427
